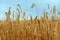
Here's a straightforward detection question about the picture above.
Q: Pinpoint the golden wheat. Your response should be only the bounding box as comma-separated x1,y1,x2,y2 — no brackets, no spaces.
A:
0,4,60,40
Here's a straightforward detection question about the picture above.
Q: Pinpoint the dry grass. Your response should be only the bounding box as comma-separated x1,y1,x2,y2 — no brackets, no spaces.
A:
0,4,60,40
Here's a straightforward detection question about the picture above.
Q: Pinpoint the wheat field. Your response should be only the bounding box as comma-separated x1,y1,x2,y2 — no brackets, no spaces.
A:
0,4,60,40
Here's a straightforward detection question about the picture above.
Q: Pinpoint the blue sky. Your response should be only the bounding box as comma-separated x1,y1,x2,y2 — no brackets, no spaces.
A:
0,0,60,20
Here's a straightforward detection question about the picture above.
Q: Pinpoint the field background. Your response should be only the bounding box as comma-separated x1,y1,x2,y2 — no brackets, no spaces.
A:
0,0,60,40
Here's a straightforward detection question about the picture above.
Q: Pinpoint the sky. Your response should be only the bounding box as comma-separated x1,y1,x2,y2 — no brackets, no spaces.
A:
0,0,60,20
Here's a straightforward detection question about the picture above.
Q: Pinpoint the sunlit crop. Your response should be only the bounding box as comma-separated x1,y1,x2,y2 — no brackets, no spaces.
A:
0,4,60,40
